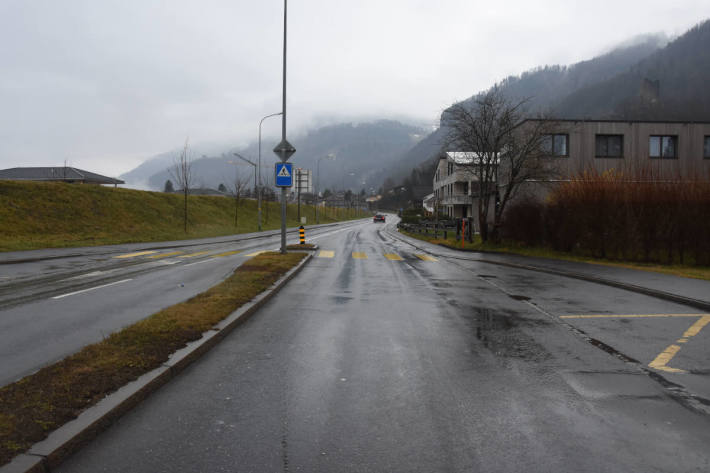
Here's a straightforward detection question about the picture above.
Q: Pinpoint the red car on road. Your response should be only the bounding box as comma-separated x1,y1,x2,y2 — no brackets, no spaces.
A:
373,214,386,223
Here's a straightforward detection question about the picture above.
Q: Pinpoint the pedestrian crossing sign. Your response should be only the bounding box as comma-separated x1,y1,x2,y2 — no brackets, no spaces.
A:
275,162,293,187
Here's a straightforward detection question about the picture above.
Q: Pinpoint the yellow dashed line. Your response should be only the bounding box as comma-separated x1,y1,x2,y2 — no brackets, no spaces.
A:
212,250,242,258
415,254,437,262
148,251,184,259
384,253,403,261
352,252,367,259
114,251,158,259
560,313,709,319
179,251,211,258
318,250,335,258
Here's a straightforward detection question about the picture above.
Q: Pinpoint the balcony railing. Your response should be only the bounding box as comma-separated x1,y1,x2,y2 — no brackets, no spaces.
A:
440,194,472,205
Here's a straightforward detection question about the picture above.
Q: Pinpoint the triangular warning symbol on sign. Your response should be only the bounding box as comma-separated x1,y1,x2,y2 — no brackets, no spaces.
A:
277,166,291,178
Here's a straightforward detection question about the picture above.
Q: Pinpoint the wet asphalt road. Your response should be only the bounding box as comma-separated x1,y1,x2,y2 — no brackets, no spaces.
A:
54,216,710,473
0,221,365,386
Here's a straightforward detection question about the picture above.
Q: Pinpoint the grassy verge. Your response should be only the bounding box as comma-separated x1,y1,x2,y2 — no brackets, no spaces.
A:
0,181,365,252
0,251,306,466
401,230,710,281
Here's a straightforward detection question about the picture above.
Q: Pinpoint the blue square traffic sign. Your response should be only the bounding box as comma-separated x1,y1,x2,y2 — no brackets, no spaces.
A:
275,162,293,187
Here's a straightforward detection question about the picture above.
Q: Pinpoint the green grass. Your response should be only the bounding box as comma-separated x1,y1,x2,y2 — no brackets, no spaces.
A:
402,230,710,282
0,181,363,252
0,251,306,467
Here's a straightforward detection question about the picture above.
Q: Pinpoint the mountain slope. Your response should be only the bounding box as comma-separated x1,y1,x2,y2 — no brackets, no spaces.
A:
124,120,424,192
554,20,710,119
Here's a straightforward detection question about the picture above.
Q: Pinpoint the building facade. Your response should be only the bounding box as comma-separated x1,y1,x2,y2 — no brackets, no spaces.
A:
432,119,710,222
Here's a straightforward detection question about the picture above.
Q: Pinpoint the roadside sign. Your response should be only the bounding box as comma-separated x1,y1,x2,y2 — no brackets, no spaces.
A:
273,139,296,162
275,162,293,187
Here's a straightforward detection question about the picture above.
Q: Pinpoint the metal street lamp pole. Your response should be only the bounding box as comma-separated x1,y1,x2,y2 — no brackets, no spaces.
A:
258,112,282,232
279,0,288,254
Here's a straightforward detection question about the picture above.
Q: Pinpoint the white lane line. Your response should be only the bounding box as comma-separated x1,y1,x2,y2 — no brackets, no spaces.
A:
52,279,133,300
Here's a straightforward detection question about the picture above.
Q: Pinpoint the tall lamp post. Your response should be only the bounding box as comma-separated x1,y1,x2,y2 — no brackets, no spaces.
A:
272,0,296,254
316,153,335,224
258,112,282,232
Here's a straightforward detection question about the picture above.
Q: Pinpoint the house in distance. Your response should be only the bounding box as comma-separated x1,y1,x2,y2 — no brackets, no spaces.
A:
0,167,124,187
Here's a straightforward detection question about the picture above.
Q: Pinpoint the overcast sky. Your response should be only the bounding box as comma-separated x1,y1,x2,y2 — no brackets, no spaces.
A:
1,0,708,177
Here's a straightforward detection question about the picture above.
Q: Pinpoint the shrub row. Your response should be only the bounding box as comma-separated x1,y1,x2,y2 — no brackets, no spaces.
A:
502,170,710,265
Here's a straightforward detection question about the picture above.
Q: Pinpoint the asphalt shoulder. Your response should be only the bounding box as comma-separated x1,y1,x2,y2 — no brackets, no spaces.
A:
390,229,710,310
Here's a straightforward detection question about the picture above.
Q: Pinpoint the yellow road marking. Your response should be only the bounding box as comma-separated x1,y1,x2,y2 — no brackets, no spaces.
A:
384,253,403,261
318,250,335,258
560,313,709,319
649,345,686,373
212,250,242,258
179,251,211,258
245,250,269,257
148,251,183,259
352,252,367,259
682,315,710,337
415,254,437,262
648,315,710,373
113,251,158,259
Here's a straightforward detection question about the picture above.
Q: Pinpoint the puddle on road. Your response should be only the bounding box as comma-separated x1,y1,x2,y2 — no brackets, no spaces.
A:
471,308,550,362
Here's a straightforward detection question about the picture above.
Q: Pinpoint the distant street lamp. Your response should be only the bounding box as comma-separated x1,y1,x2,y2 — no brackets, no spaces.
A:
316,153,336,224
231,152,257,196
258,111,282,232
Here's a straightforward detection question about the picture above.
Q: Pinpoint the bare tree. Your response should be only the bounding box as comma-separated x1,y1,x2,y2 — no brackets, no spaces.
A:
229,169,251,228
444,88,556,242
169,138,193,233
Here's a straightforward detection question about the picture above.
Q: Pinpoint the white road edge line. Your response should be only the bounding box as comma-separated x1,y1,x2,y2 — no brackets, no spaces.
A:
52,279,133,300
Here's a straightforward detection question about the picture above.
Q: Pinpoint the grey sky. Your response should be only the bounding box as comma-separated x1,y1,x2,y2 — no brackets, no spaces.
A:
1,0,708,177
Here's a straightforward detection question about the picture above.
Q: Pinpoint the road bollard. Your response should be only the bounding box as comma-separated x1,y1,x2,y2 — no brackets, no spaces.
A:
299,225,306,245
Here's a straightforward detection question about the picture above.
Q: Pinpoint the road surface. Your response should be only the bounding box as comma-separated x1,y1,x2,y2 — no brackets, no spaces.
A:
48,215,710,473
0,221,365,386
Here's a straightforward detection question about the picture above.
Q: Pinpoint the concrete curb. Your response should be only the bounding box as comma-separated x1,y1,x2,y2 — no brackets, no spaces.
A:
0,252,313,473
388,228,710,313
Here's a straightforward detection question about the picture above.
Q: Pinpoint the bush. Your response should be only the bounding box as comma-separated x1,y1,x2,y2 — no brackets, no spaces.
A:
502,168,710,265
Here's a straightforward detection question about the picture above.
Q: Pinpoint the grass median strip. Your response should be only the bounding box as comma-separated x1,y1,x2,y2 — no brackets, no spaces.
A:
0,251,306,467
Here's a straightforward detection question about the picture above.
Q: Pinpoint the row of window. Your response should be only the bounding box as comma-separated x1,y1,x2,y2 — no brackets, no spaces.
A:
542,134,710,159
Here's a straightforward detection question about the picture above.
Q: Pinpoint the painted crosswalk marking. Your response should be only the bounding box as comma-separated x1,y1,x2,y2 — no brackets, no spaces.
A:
415,254,437,262
212,250,242,258
318,250,335,258
384,253,403,261
352,252,367,259
148,251,183,259
179,251,211,258
114,251,157,259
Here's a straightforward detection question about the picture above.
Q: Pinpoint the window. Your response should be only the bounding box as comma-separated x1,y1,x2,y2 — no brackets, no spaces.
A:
541,134,569,156
649,135,677,159
704,136,710,159
595,134,623,158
